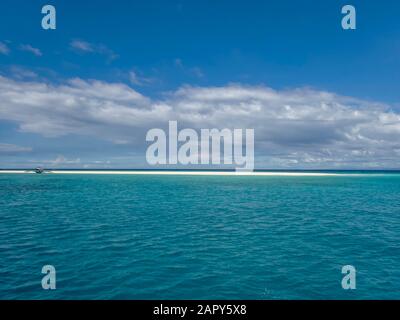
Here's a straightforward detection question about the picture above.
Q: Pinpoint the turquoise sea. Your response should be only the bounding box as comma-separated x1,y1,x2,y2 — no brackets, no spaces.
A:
0,172,399,299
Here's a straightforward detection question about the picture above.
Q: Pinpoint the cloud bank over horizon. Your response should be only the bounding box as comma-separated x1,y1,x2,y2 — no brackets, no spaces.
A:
1,74,400,169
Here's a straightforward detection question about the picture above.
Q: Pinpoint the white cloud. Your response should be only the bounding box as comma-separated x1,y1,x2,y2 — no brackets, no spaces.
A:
0,42,10,55
0,75,156,140
1,75,400,168
19,44,42,57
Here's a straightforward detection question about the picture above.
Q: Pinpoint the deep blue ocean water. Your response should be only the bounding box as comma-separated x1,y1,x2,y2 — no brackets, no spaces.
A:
1,173,400,299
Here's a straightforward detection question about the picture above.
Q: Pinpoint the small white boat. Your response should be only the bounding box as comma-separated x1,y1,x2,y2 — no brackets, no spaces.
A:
34,167,45,174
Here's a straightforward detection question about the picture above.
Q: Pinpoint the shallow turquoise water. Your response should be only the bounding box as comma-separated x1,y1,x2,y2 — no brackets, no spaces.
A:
0,173,400,299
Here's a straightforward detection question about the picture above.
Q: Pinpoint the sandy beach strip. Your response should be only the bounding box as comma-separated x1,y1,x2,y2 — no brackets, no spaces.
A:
0,170,340,176
0,170,32,174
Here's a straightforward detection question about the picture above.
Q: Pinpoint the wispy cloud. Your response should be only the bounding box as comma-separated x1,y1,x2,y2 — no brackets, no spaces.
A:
190,67,204,78
70,39,118,62
1,75,400,168
174,58,204,78
0,41,10,55
174,58,184,68
19,44,42,57
9,66,38,79
24,155,80,167
0,143,32,154
128,70,154,86
51,155,81,166
70,39,93,52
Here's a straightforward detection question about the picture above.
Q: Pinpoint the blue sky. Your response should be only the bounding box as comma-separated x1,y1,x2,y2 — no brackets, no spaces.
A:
1,0,400,169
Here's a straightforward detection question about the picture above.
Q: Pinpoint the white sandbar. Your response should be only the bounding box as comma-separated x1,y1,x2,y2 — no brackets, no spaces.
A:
0,170,339,176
